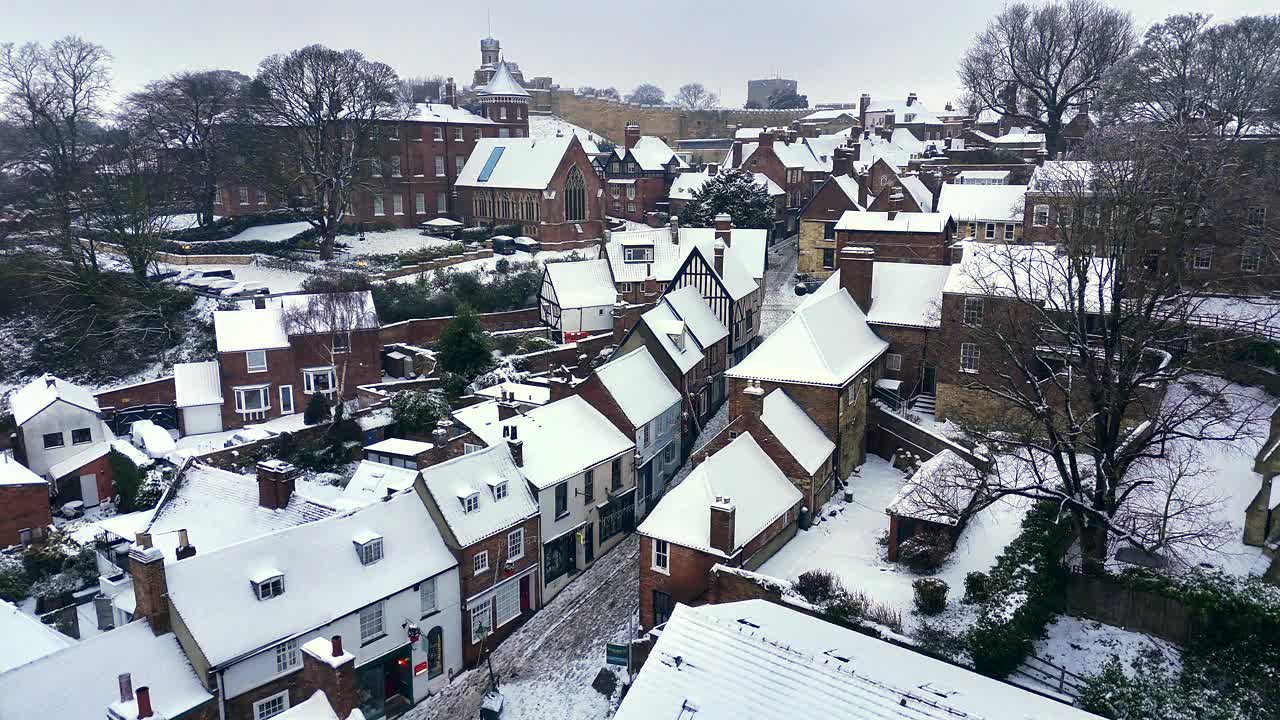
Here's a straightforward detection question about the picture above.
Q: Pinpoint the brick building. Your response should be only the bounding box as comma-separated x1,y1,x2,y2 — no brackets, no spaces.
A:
725,272,888,482
211,292,381,431
417,443,542,667
456,133,605,243
598,124,685,222
667,165,786,237
833,209,954,265
0,455,52,547
635,433,802,630
798,162,864,278
725,130,828,234
937,183,1028,243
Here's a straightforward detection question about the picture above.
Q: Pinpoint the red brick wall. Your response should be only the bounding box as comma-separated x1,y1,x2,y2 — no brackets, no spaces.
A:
95,376,177,412
726,377,868,479
802,178,861,223
871,325,935,402
0,484,51,546
835,228,951,265
379,308,541,346
458,514,542,667
638,535,720,630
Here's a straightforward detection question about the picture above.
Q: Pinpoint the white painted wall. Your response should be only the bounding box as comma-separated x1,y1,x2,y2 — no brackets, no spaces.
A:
560,305,614,335
20,401,103,477
181,404,224,435
222,567,462,704
535,452,635,601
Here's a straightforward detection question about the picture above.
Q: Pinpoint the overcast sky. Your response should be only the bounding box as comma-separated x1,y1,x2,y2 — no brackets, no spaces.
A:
3,0,1275,111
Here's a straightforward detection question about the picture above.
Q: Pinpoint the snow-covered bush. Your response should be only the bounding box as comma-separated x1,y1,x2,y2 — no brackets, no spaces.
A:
913,578,949,615
390,389,449,435
897,530,951,571
792,569,842,605
963,571,991,603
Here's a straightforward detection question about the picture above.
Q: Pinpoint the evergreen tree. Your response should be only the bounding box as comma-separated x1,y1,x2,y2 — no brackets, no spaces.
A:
303,392,332,425
679,168,775,229
437,304,494,379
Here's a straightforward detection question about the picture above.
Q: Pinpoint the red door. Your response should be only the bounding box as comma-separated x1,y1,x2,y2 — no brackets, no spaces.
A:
519,575,532,612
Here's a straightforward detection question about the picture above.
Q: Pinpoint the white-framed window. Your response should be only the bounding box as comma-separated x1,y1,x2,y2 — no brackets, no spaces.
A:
623,247,653,263
1033,204,1050,227
1193,246,1213,270
456,155,466,173
435,156,446,177
235,385,271,414
960,342,980,373
1243,245,1263,272
71,427,92,445
618,282,633,293
356,536,384,565
279,385,295,415
253,691,289,720
256,188,267,205
886,353,902,371
41,431,63,449
664,443,675,463
390,155,402,177
253,574,285,600
438,192,449,213
463,443,483,454
498,127,510,138
415,192,426,214
985,223,995,240
652,539,670,574
470,598,492,643
507,528,524,561
963,297,984,327
274,638,300,674
303,367,336,395
433,127,444,141
492,481,508,500
332,332,350,354
452,127,464,142
499,106,508,120
473,550,489,575
359,601,384,642
393,194,405,215
495,580,520,627
373,195,385,216
1004,223,1015,241
420,577,438,615
238,186,249,205
462,491,480,513
246,350,267,373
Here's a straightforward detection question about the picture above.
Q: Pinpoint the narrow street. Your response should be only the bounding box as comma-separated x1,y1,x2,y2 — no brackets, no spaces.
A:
760,234,801,336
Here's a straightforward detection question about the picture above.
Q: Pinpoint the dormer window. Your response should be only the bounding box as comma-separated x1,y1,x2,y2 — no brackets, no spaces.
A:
668,332,685,352
623,246,654,263
251,571,285,600
490,480,509,501
460,489,480,513
354,532,384,566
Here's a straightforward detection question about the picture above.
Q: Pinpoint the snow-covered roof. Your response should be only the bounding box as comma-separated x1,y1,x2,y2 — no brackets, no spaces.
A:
603,227,765,302
0,620,211,720
0,600,72,673
728,273,888,387
455,135,576,190
835,210,949,234
146,463,337,562
800,109,857,122
47,441,111,480
174,361,223,408
760,389,834,476
410,102,493,125
638,302,703,373
900,175,934,212
826,175,863,208
595,347,680,428
1029,160,1096,194
478,62,529,98
474,381,551,406
68,508,155,546
956,170,1010,183
164,490,456,668
887,449,976,526
268,291,379,334
544,259,616,309
638,433,801,556
365,438,432,456
944,241,1114,313
616,136,685,172
453,395,633,490
527,115,603,156
802,134,851,173
10,374,100,425
340,460,420,505
0,453,45,486
937,184,1028,224
616,599,1101,720
667,171,783,201
420,443,539,547
663,285,729,347
993,130,1046,145
865,262,950,328
273,691,348,720
213,308,290,353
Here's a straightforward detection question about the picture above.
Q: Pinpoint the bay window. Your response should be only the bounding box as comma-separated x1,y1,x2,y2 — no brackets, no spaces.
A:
303,367,336,395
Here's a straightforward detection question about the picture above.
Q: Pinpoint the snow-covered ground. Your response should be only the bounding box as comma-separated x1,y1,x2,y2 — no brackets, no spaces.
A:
155,260,314,293
170,410,314,456
1033,615,1182,681
760,235,801,337
198,221,312,244
161,214,221,231
760,454,1031,633
384,246,597,284
338,230,458,257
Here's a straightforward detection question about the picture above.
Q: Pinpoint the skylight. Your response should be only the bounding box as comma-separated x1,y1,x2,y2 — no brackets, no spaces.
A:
476,146,506,183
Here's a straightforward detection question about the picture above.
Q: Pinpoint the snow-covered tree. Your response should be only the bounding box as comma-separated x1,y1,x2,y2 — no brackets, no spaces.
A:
679,168,775,230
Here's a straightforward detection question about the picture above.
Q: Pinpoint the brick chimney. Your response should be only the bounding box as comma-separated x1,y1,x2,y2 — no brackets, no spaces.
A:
444,77,458,108
431,422,452,466
506,425,524,467
108,683,160,720
757,131,774,149
851,140,861,163
548,369,575,402
832,146,854,178
859,93,871,128
714,213,732,245
257,460,297,510
128,533,169,635
731,140,743,168
301,636,358,720
706,162,719,176
839,246,875,314
624,123,641,151
730,379,767,427
668,215,680,242
712,240,726,276
497,398,520,421
709,496,736,556
174,529,196,561
906,92,918,108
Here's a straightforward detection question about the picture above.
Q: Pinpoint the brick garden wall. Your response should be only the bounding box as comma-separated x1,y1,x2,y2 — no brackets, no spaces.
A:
380,308,542,346
95,376,178,412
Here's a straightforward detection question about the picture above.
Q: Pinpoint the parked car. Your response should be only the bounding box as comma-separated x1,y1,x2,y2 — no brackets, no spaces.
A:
223,427,279,448
130,419,176,459
204,279,238,293
149,270,181,283
491,235,516,255
220,281,269,297
513,236,541,254
178,268,235,286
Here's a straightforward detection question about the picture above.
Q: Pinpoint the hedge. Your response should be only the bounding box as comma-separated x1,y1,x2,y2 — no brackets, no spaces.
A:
164,210,311,242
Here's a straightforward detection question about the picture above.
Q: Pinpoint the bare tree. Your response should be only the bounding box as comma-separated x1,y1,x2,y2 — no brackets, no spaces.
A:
674,83,719,110
1118,442,1234,566
81,134,174,282
598,87,620,101
626,83,665,106
248,45,408,259
123,69,250,227
931,121,1279,568
0,36,111,269
959,0,1135,156
280,290,378,422
1101,13,1280,135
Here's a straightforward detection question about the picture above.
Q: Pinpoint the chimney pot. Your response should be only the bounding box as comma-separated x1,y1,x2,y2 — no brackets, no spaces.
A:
332,635,343,657
508,439,524,467
136,687,153,719
118,673,134,703
257,460,297,510
838,246,875,314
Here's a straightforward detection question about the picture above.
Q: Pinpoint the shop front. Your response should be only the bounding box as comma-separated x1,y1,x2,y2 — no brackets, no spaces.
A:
356,644,414,719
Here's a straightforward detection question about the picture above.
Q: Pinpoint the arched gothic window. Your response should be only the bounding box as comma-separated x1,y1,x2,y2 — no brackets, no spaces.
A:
565,166,587,222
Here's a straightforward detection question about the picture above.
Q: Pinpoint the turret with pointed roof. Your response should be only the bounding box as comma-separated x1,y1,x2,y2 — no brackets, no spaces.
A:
477,61,530,136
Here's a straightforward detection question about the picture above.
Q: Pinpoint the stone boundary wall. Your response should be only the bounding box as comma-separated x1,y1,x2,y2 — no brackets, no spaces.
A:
82,239,256,265
868,402,990,472
379,307,542,346
549,92,811,144
373,248,494,280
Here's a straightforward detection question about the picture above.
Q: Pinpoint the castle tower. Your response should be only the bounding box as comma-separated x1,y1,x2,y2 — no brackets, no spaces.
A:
478,62,530,137
481,37,500,67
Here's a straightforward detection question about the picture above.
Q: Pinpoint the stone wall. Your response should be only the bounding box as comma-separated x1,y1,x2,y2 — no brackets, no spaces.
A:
379,307,543,346
548,93,810,144
868,402,990,472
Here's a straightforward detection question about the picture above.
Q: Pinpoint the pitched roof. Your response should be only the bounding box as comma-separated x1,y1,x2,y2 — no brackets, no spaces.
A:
213,308,290,352
865,262,950,328
146,463,337,562
10,374,99,425
760,389,834,476
478,62,529,97
455,135,576,190
47,441,111,480
595,347,681,427
668,171,783,201
615,600,1102,720
937,184,1028,223
411,102,494,125
0,620,211,720
638,301,703,374
269,291,380,335
887,449,976,526
419,442,539,547
835,210,949,234
340,460,421,505
164,490,457,668
943,241,1114,313
544,259,616,309
800,109,858,122
174,361,223,408
616,136,685,172
727,274,887,387
0,453,45,487
900,175,934,212
603,227,765,302
637,433,801,556
663,285,729,347
453,395,634,490
0,600,72,672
